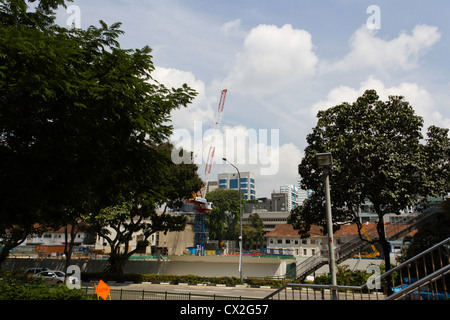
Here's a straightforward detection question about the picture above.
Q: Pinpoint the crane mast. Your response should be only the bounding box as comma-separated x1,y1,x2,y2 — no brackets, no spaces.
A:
200,88,227,199
189,89,227,253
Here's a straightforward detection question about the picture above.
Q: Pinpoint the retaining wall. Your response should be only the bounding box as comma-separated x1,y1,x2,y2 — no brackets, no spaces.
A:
3,255,383,279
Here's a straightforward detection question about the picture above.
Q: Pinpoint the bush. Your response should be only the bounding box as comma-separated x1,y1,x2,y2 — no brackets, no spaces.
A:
82,272,245,286
0,270,89,300
246,277,286,288
311,265,380,287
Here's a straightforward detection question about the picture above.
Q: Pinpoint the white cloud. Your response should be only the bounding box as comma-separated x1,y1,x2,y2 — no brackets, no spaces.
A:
320,24,441,74
309,76,450,130
254,142,302,198
221,19,243,35
220,24,318,96
152,66,216,132
214,140,302,198
173,121,302,198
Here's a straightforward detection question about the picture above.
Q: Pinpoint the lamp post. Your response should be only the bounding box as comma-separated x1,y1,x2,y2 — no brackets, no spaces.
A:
222,157,243,283
316,152,338,300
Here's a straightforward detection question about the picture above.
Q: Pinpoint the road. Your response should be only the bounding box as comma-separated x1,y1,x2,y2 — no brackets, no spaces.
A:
83,282,275,300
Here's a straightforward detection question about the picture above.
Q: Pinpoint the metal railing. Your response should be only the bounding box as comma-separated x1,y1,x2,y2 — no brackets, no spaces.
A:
263,283,383,300
293,209,443,281
380,236,449,298
265,236,450,300
82,287,258,300
386,264,450,300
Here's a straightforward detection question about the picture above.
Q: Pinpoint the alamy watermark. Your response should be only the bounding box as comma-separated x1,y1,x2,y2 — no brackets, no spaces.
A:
66,265,81,289
366,5,381,30
171,121,280,176
366,265,381,290
66,5,81,29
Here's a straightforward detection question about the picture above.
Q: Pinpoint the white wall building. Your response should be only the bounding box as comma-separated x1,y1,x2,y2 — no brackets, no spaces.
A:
264,224,323,257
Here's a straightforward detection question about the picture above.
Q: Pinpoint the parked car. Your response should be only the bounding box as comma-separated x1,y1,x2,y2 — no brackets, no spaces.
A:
32,270,78,285
25,267,51,275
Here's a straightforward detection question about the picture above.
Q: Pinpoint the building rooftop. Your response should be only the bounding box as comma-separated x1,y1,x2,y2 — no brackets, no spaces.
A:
264,222,415,239
265,224,323,238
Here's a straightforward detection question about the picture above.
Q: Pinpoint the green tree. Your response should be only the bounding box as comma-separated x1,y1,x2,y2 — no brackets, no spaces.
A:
205,189,245,247
90,144,203,274
0,0,197,268
242,213,265,250
292,90,449,275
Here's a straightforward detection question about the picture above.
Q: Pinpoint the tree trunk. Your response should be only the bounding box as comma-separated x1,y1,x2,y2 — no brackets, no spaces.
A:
63,223,78,281
0,228,30,269
0,243,12,269
376,215,391,270
376,212,393,295
107,253,127,274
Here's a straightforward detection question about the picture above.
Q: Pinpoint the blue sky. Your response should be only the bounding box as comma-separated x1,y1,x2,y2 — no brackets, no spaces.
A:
55,1,450,198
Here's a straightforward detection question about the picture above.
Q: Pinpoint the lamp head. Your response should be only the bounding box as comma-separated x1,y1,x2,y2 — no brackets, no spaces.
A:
316,152,333,168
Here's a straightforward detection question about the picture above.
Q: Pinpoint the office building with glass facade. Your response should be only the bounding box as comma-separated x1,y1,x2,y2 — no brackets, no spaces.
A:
218,172,256,200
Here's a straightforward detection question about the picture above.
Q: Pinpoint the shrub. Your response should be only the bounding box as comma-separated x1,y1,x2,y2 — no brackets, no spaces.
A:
246,277,286,288
0,270,89,300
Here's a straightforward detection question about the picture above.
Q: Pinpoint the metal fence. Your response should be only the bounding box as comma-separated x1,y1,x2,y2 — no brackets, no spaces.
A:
263,283,383,300
83,287,258,301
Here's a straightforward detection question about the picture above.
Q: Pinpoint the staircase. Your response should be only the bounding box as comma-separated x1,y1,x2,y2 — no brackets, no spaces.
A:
292,207,443,281
265,236,450,300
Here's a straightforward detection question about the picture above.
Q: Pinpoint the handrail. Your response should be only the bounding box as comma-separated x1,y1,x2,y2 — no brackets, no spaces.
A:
385,264,450,300
295,251,325,276
377,236,449,281
265,236,450,300
293,209,444,280
263,282,377,300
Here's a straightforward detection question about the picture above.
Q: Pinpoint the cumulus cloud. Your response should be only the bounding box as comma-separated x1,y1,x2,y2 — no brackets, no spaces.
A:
320,24,441,74
172,121,302,198
151,66,216,132
220,24,318,96
213,137,302,198
309,76,450,130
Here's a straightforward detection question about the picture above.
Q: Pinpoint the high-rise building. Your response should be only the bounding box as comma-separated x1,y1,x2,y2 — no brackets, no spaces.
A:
279,184,301,212
298,188,313,205
297,174,313,205
218,172,256,200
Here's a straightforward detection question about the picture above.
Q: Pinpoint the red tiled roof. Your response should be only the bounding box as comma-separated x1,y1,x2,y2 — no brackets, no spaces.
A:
265,222,415,238
333,223,378,236
265,224,324,238
265,225,301,237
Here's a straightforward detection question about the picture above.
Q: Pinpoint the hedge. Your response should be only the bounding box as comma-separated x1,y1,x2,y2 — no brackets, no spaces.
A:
81,272,278,286
81,266,378,288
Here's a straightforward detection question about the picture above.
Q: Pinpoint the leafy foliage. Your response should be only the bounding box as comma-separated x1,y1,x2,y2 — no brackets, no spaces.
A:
292,90,449,271
205,189,245,244
0,0,200,270
0,270,88,300
242,213,265,250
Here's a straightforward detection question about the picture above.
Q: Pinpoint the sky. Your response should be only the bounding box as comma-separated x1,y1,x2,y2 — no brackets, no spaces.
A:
54,0,450,198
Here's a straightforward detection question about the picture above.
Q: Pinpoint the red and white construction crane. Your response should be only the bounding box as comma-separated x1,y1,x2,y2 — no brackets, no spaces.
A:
190,89,227,212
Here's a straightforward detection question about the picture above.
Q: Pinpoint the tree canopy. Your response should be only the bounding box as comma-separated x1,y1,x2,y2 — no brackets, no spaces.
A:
0,0,201,269
205,189,245,246
290,89,450,271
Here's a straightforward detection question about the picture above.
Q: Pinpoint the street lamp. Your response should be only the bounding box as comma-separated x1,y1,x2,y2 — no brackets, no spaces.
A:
316,152,338,300
222,157,243,283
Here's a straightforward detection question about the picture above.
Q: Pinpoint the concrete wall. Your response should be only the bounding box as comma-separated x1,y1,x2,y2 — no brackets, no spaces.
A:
3,256,383,279
3,256,289,279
